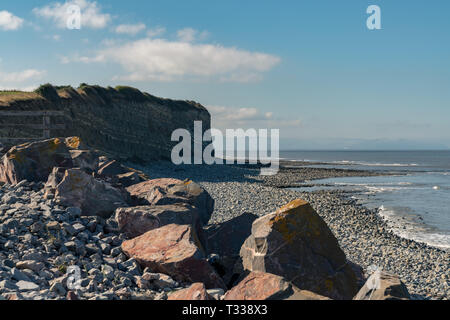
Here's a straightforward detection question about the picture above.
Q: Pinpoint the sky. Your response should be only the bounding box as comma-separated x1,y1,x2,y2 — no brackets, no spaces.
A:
0,0,449,150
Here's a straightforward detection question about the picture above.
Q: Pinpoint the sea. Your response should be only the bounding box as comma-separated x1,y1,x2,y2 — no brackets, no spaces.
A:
280,151,450,251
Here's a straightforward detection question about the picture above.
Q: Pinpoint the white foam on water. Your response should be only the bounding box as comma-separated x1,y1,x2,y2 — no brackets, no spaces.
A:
378,206,450,250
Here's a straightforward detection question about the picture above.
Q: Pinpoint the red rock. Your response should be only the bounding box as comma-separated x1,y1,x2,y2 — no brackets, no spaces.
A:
224,272,331,300
126,178,214,225
115,204,203,240
121,224,225,289
168,283,212,300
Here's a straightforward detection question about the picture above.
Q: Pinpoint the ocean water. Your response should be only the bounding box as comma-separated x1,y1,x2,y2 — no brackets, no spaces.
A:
281,151,450,250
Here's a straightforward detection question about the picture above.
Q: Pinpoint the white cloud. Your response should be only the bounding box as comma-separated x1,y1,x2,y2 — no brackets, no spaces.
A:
0,10,24,31
115,23,146,35
208,105,301,130
78,38,280,82
33,0,111,29
0,69,46,83
147,26,166,38
177,27,209,43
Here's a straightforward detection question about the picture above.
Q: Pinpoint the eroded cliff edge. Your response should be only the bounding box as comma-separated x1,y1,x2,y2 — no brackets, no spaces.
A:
0,84,210,161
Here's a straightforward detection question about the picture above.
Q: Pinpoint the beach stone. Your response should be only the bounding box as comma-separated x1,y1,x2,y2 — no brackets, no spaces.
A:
49,168,129,218
16,260,45,273
239,199,362,300
168,283,212,300
126,178,214,225
0,137,81,185
354,271,411,300
121,224,225,289
16,280,39,292
115,204,203,240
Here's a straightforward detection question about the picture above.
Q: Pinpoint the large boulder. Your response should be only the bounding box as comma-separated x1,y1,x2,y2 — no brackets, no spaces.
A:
168,283,212,300
115,204,203,240
0,137,82,184
354,271,410,300
126,178,214,225
121,224,225,289
223,272,330,300
240,199,362,300
47,168,129,218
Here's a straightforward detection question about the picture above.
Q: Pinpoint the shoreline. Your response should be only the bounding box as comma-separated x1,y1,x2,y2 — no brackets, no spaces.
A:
134,161,449,300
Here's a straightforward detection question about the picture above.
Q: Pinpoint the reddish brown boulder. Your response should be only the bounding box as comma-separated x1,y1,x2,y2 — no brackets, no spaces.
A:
50,168,129,218
115,204,203,240
0,137,82,184
224,272,330,300
121,224,225,289
126,178,214,225
240,199,362,300
168,283,212,300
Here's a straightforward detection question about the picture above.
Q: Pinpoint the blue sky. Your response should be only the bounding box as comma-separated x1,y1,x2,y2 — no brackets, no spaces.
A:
1,0,449,149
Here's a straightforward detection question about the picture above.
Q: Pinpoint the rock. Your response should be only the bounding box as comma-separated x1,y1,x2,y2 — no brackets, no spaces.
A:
141,272,178,289
16,260,45,273
49,168,129,218
50,282,67,296
66,291,79,300
0,280,18,291
206,288,225,300
97,160,128,177
11,268,31,282
168,283,212,300
239,199,362,300
115,204,203,240
0,137,82,185
16,280,39,292
223,272,293,300
354,271,411,300
126,178,214,225
116,172,144,187
223,272,330,300
121,224,225,289
69,149,99,171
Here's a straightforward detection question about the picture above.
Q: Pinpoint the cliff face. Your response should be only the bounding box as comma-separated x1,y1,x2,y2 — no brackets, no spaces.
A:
0,85,210,161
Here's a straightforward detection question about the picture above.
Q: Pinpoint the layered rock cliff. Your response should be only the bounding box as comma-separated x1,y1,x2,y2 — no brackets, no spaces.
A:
0,84,210,161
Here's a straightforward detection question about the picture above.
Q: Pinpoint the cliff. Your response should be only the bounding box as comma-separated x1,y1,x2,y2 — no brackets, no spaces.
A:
0,84,210,161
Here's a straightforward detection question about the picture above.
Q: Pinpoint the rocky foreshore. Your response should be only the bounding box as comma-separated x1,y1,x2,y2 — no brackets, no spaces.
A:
0,138,448,300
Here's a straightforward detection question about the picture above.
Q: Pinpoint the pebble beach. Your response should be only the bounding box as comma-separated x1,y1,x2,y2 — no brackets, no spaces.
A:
137,161,449,300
